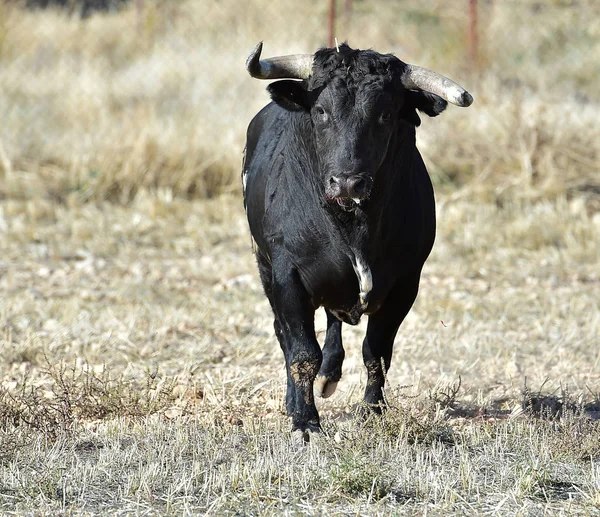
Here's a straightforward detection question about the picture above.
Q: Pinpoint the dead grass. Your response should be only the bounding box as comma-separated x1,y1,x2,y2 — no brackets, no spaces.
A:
0,359,178,439
1,191,599,515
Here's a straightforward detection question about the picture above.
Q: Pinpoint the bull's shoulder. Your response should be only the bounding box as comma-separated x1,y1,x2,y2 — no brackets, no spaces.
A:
245,103,284,164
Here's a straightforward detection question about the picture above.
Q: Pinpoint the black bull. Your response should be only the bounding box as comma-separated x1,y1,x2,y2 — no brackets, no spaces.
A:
242,43,472,436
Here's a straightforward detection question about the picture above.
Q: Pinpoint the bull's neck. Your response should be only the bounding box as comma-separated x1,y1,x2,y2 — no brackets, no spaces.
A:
352,125,418,259
367,125,418,216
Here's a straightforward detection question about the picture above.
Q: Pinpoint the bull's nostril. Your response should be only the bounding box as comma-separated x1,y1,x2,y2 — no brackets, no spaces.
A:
329,176,340,185
347,177,366,197
353,178,366,194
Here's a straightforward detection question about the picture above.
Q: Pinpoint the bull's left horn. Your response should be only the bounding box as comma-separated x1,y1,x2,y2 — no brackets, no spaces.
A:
401,64,474,107
246,41,314,80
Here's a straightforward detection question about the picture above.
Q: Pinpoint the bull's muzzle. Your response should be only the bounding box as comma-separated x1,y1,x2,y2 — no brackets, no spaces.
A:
326,174,372,204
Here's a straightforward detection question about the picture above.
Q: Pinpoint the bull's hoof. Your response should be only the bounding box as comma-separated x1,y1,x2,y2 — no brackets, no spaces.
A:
291,424,321,445
314,375,339,398
358,400,385,419
292,428,310,445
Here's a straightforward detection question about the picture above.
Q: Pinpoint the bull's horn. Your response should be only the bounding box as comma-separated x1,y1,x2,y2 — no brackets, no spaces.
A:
401,64,474,107
246,41,314,80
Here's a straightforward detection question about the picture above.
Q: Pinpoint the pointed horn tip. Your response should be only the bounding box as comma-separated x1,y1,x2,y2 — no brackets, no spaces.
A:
460,91,474,107
246,41,264,75
448,89,474,107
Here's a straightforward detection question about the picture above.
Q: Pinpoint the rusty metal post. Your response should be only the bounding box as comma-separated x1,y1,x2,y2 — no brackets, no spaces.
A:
328,0,336,48
136,0,144,31
468,0,479,73
344,0,352,26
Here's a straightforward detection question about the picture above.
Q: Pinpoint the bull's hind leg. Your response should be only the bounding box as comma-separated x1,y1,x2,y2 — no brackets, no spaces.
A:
362,277,420,411
273,318,296,416
315,310,345,398
270,255,322,434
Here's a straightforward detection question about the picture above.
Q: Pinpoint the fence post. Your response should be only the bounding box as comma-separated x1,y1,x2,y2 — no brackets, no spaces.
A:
344,0,352,26
468,0,479,73
136,0,144,31
328,0,336,48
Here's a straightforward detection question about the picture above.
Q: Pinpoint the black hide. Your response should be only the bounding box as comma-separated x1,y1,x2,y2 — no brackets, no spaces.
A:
242,44,444,434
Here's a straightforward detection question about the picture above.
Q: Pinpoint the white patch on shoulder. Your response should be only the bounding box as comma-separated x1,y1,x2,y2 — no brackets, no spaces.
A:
352,255,372,310
242,146,248,200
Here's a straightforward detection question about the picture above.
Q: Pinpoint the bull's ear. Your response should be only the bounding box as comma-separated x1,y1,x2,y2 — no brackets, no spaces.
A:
399,91,448,126
267,80,312,112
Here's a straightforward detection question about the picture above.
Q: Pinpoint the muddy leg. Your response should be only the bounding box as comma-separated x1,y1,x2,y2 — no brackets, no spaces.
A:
270,256,322,433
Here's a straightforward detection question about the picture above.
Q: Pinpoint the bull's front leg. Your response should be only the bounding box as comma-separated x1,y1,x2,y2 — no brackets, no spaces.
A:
271,256,322,434
362,277,420,410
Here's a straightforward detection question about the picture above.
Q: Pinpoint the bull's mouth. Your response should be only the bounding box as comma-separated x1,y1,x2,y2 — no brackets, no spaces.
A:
327,196,361,212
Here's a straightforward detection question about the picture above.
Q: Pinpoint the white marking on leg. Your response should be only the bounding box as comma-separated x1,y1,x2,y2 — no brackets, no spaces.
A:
352,255,372,310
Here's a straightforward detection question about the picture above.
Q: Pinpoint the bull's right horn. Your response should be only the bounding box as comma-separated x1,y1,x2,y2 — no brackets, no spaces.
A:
401,64,474,107
246,42,314,80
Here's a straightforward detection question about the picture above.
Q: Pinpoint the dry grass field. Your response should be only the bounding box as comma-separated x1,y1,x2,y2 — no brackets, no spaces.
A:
1,0,599,515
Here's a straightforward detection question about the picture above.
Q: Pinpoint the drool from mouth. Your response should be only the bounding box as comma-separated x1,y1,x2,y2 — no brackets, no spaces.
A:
327,196,361,211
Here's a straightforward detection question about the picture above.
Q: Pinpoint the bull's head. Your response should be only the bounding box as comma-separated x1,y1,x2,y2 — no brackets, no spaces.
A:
246,42,473,211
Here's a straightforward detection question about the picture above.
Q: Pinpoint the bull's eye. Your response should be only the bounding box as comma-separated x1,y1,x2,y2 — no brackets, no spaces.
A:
315,105,328,123
379,111,392,124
